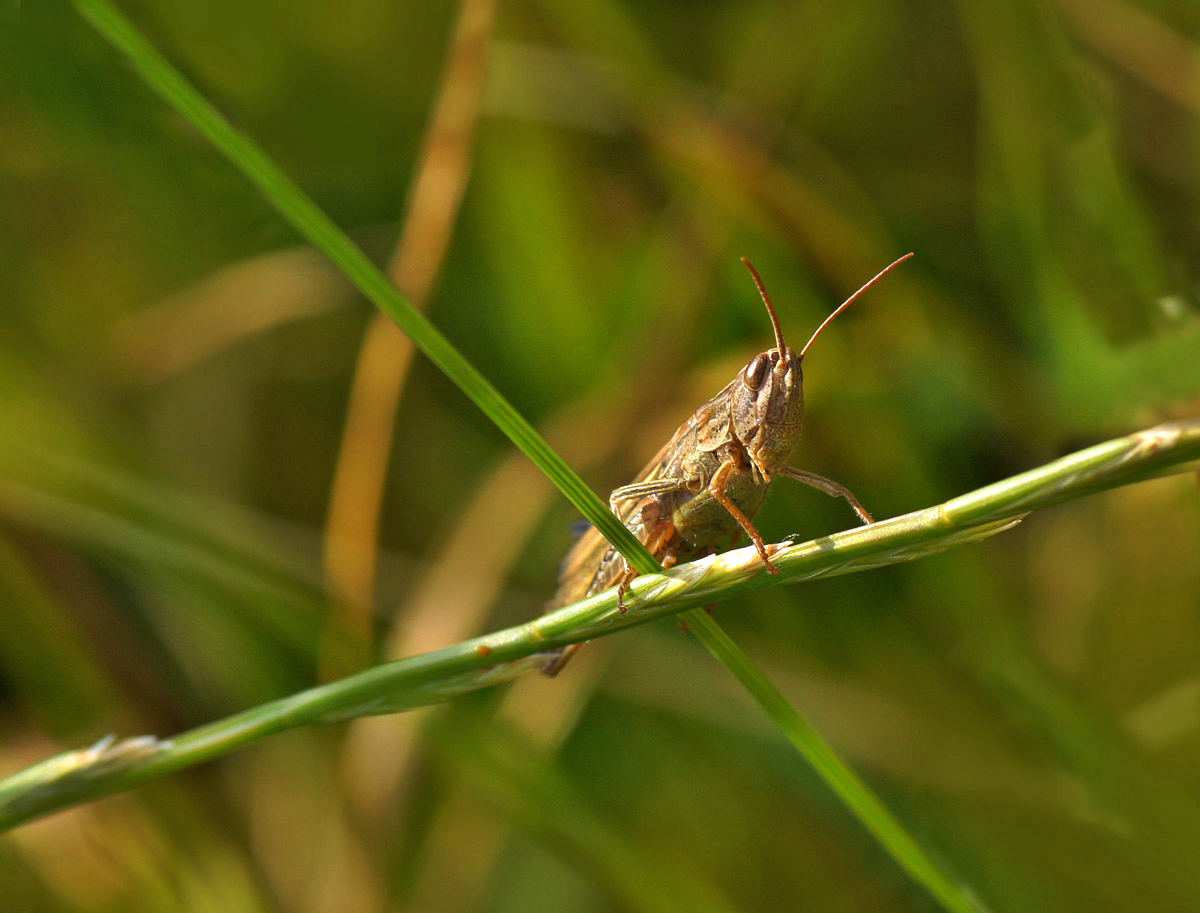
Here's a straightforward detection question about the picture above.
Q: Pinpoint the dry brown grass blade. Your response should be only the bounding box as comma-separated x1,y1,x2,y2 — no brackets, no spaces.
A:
323,0,499,630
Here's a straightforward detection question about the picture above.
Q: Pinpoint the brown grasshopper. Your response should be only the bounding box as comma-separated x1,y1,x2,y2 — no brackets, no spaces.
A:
542,253,913,675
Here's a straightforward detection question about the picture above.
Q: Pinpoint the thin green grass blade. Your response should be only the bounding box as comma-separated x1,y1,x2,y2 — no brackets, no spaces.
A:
70,0,660,581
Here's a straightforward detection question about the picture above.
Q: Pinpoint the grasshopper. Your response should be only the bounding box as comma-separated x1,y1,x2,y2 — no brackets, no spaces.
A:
542,253,913,675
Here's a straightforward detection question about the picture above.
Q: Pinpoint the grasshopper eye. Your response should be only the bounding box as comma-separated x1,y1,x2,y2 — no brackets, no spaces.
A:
744,353,770,390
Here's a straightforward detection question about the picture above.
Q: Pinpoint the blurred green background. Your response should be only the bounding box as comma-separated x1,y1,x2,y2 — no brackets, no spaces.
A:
3,0,1200,910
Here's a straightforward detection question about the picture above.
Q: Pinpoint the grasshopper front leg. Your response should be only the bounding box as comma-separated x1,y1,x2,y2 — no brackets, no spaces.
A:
707,458,777,571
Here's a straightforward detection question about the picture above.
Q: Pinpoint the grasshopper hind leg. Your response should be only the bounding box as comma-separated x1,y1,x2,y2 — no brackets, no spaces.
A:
541,527,679,677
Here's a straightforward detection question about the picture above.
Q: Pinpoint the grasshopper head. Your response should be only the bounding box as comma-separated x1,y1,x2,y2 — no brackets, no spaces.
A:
731,344,805,482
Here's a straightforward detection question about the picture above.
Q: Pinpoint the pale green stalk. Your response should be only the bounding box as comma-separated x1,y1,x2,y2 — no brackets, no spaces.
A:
2,419,1196,839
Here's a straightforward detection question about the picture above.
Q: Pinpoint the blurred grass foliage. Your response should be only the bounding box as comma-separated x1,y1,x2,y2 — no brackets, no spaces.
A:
2,0,1200,911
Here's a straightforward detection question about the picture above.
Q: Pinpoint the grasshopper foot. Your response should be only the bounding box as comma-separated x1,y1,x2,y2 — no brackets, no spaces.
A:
615,566,639,613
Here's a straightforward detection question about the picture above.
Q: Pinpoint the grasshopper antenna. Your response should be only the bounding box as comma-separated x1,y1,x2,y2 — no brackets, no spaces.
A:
740,258,787,355
800,252,914,359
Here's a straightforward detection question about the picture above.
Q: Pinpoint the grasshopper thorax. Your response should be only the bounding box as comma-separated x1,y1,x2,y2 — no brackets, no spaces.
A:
731,345,804,482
